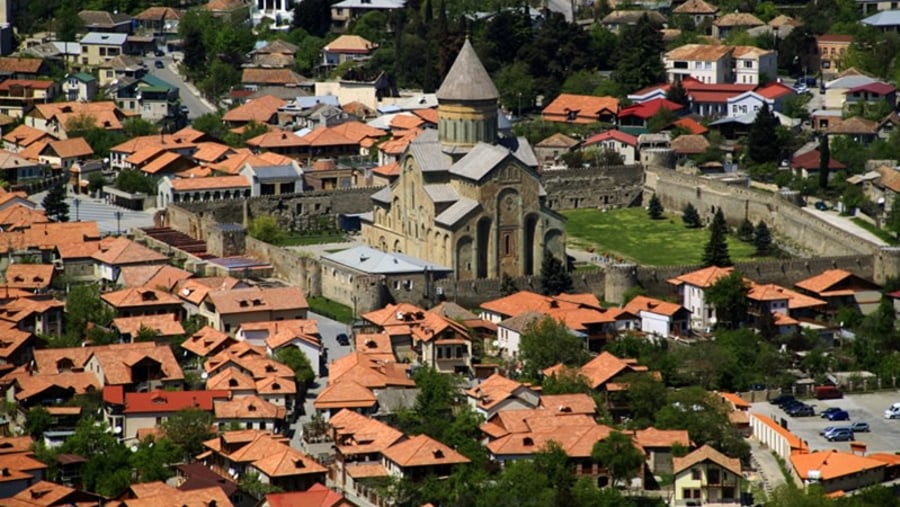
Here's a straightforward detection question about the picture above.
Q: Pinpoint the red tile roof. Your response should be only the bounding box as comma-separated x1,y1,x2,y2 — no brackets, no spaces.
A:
617,98,682,120
118,388,231,413
582,129,637,147
542,94,619,124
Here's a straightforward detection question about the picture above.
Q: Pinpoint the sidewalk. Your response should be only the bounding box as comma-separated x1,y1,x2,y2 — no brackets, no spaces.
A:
749,438,790,499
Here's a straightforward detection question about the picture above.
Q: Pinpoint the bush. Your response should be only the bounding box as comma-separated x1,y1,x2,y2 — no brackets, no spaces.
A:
248,216,285,244
115,169,158,194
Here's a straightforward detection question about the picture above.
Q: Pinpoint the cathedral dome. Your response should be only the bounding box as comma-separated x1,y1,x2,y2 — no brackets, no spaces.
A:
436,38,499,102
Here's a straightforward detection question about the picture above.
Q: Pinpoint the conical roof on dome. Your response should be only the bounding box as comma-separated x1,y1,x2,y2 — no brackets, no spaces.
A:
436,38,499,102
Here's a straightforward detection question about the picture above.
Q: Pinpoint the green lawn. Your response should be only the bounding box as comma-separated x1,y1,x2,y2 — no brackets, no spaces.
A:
851,217,899,246
307,296,354,323
563,207,765,266
278,232,346,246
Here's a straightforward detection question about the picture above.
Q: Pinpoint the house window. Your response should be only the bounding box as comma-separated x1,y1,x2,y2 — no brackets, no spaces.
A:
704,62,711,70
694,61,702,69
744,60,753,68
691,468,702,480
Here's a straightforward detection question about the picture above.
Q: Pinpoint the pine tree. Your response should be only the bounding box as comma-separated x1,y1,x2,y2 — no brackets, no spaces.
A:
754,220,772,255
612,14,664,92
737,218,754,242
702,209,732,267
666,79,689,107
500,273,519,296
682,203,701,228
539,255,573,296
647,194,663,219
42,184,69,222
747,103,781,165
818,135,831,190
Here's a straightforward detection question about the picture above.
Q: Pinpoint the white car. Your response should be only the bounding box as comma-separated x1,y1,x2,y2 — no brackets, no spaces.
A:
884,403,900,419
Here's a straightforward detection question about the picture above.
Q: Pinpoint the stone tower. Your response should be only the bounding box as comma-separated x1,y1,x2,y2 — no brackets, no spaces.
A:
435,38,499,154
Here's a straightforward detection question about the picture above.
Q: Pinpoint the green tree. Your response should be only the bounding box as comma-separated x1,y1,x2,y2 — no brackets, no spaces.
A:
655,386,750,459
160,408,215,458
42,184,69,222
622,372,668,425
122,118,158,138
613,13,664,92
591,430,645,487
192,112,227,140
887,197,900,239
54,1,84,42
754,220,772,255
292,0,334,37
747,103,781,165
541,367,593,395
705,271,748,330
538,254,573,296
666,79,689,107
397,366,457,438
135,325,159,343
519,316,588,378
819,135,831,190
240,470,283,499
61,418,132,497
179,9,210,75
130,436,181,483
493,62,536,116
477,457,555,507
500,273,518,296
115,169,157,194
275,347,316,387
647,193,663,219
737,218,754,242
248,216,285,244
87,173,105,194
702,209,732,267
24,406,52,438
534,441,576,506
647,107,678,133
64,284,114,346
682,202,701,228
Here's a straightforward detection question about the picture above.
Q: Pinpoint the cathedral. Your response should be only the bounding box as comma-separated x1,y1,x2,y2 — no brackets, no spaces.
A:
360,39,566,281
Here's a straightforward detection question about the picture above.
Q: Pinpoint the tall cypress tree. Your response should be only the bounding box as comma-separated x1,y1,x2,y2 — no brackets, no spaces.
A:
613,14,664,92
539,255,573,296
702,209,732,267
818,135,831,190
747,103,780,165
42,184,69,223
754,221,772,255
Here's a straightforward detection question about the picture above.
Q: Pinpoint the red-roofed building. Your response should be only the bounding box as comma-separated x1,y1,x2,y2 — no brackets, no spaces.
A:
668,266,735,330
264,484,353,507
845,82,897,109
794,269,881,315
790,148,846,180
542,94,619,124
617,99,683,129
581,130,638,164
671,117,709,135
623,295,691,337
103,388,230,442
817,34,853,79
726,82,795,118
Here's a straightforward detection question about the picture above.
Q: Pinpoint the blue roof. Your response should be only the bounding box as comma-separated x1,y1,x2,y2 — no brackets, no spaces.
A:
293,95,340,109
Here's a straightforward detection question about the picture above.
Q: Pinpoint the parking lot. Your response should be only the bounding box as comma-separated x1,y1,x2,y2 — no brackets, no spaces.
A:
750,391,900,453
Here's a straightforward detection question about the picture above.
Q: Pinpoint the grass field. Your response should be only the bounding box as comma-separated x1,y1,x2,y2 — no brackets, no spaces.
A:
307,296,354,323
563,207,765,266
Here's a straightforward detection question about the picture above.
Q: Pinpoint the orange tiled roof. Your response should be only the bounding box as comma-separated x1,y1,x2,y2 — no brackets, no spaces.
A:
537,393,597,414
633,427,691,449
791,449,884,481
480,290,586,318
33,341,183,384
110,131,199,156
378,128,421,155
192,142,233,163
673,0,718,14
314,379,377,409
32,101,124,131
4,264,53,289
140,151,193,175
2,125,54,147
714,12,764,27
751,413,807,452
204,348,294,380
210,150,294,175
206,367,256,392
205,286,308,315
383,434,470,468
46,137,93,159
324,34,377,53
577,351,649,389
176,276,244,306
252,445,326,478
466,373,535,411
241,68,307,86
674,444,741,476
239,318,320,350
0,322,34,359
0,436,34,454
623,295,685,317
0,58,45,75
668,265,734,288
301,126,356,147
487,422,613,458
719,391,751,409
747,283,827,309
13,371,100,401
256,375,296,396
170,174,250,191
246,129,308,149
329,409,404,455
795,269,856,294
112,313,185,337
222,95,287,123
214,394,286,420
91,236,168,265
101,286,182,309
666,44,733,62
354,333,396,362
328,121,386,143
542,94,619,124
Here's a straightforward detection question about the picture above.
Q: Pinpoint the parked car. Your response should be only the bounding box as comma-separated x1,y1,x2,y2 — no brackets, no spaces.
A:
782,400,806,412
336,333,350,346
770,394,795,406
154,49,165,57
820,407,844,418
820,425,847,436
815,385,843,400
827,428,854,441
155,60,165,69
884,403,900,419
794,82,809,93
814,201,829,211
788,405,815,417
850,421,870,433
825,409,850,421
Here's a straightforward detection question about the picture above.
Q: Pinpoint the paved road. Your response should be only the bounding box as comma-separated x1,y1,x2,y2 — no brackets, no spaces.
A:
289,311,353,449
141,54,216,120
802,207,888,247
30,190,156,235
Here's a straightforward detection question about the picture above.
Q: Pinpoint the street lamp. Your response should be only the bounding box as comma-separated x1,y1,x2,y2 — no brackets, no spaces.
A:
115,211,123,235
73,198,80,222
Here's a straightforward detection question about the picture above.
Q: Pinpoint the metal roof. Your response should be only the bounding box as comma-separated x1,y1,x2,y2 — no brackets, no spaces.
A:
435,197,480,227
323,245,451,274
449,143,510,181
250,164,301,182
423,184,458,203
80,32,128,45
371,186,392,204
436,38,499,102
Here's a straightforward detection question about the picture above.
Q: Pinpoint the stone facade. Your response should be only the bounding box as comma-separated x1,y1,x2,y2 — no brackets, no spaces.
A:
359,39,566,280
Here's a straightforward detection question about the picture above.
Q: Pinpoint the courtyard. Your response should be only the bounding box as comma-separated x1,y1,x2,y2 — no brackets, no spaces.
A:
563,207,767,266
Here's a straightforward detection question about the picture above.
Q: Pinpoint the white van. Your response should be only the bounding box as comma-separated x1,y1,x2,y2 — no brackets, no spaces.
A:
884,403,900,419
